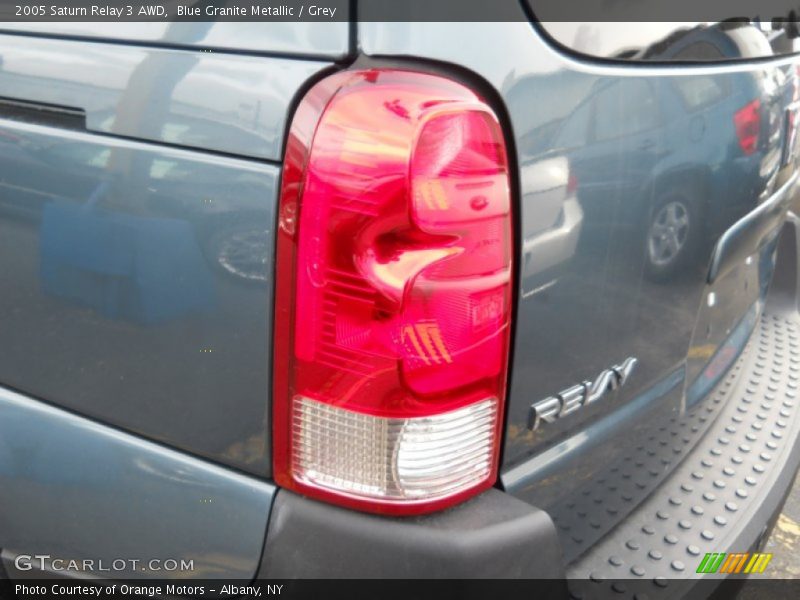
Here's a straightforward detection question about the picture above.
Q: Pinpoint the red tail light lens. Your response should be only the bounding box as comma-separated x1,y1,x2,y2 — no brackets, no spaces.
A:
273,69,513,515
734,99,761,155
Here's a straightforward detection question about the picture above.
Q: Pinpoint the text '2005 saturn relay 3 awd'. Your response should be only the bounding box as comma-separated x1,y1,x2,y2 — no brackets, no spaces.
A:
3,1,800,599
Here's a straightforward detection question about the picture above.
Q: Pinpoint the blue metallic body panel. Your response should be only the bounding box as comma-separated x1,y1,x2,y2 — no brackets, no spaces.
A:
0,120,276,475
0,34,333,160
709,172,799,283
0,384,275,580
0,21,351,59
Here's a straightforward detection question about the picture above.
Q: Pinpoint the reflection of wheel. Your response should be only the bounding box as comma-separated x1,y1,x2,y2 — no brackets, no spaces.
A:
207,225,269,283
645,194,699,280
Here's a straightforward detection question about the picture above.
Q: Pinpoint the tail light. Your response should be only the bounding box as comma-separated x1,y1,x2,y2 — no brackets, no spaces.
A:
273,69,513,515
734,99,761,155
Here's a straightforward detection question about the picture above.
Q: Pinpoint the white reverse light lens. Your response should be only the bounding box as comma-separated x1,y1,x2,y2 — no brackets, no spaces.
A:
292,396,498,503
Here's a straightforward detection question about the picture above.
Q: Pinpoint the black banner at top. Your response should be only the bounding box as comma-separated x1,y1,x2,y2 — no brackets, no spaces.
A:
3,0,800,23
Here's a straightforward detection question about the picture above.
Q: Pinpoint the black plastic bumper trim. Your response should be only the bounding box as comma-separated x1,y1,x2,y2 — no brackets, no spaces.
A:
257,487,566,579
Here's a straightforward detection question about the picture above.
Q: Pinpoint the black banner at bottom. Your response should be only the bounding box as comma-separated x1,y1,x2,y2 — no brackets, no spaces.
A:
1,579,800,600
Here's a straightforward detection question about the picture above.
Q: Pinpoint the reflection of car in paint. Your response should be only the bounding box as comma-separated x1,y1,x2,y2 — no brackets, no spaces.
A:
0,136,270,284
40,182,216,325
533,67,795,280
2,15,800,597
519,156,583,296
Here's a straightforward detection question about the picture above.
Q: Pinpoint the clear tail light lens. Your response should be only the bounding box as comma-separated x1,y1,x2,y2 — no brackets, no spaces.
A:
273,69,513,515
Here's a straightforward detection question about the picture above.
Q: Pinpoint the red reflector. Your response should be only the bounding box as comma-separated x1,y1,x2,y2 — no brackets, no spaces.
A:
734,99,761,156
273,69,513,515
567,173,579,195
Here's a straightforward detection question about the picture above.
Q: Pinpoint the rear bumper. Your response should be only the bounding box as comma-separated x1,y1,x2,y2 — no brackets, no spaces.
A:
257,487,566,580
566,217,800,598
567,306,800,598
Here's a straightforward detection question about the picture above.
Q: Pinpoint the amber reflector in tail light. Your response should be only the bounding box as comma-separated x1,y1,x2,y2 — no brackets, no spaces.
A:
273,69,513,515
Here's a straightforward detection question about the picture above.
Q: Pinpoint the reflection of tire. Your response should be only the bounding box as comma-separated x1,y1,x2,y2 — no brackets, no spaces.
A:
206,223,269,284
645,193,700,280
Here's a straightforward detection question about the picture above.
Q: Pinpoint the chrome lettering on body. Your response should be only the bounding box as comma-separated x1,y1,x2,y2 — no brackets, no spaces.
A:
527,357,638,430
